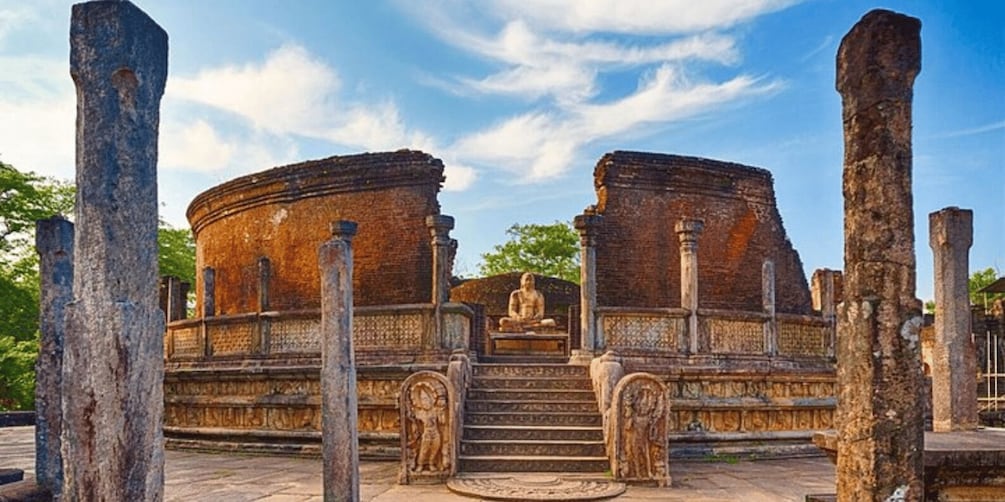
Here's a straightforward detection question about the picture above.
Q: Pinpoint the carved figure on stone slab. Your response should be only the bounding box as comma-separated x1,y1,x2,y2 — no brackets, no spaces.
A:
397,373,454,481
498,272,556,332
611,373,670,486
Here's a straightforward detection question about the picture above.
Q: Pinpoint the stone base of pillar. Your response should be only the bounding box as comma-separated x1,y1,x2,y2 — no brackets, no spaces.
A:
568,350,595,366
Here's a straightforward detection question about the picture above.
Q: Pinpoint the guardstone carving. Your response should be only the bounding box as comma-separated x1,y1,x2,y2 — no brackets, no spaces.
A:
399,371,455,484
611,373,670,486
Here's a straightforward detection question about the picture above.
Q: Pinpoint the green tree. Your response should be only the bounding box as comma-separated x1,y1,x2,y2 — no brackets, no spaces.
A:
158,223,196,286
0,161,73,410
924,267,1004,314
970,267,1004,308
479,221,580,283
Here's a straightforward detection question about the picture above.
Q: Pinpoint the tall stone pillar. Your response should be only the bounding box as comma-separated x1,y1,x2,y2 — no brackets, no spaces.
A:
812,268,842,357
675,218,704,354
426,214,455,350
835,9,923,501
62,2,168,500
34,216,73,498
762,260,777,356
929,207,977,431
572,213,601,364
320,221,360,502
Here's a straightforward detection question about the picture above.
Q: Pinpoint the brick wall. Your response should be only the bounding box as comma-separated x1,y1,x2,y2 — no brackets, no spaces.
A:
591,151,812,314
188,151,444,314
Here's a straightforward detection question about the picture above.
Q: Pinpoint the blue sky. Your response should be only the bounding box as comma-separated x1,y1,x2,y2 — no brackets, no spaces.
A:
0,0,1002,303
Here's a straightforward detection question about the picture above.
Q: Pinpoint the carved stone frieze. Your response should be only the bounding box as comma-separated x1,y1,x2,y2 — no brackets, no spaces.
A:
209,322,256,355
171,326,201,357
707,319,764,353
611,373,670,486
602,315,681,351
777,322,827,356
399,371,454,484
356,312,424,349
270,318,321,353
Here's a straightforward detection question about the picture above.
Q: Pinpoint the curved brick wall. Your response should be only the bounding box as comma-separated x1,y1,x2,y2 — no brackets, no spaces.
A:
591,151,812,314
187,150,444,314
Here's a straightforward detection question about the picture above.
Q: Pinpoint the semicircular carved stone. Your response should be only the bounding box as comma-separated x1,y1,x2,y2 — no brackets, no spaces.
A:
611,373,670,487
399,371,455,484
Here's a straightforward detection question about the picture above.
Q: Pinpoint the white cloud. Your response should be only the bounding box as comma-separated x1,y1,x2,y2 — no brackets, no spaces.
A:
453,66,781,181
159,119,234,172
488,0,799,34
0,56,74,179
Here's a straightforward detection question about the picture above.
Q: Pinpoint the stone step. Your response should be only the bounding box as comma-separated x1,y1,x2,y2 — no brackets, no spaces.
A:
458,455,609,473
470,376,593,391
460,439,606,458
463,425,603,442
466,399,598,414
467,388,596,402
465,411,602,427
479,355,570,364
473,363,589,379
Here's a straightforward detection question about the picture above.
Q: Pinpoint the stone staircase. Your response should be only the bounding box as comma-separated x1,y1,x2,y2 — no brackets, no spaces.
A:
458,361,608,473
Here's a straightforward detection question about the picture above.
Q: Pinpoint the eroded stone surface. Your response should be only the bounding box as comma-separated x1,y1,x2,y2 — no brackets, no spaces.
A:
63,1,167,499
447,475,625,501
929,207,977,432
835,8,923,502
33,217,72,498
320,221,360,501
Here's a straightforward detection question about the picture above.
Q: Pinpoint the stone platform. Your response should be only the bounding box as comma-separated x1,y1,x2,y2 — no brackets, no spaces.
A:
489,332,569,356
813,429,1005,499
1,425,837,501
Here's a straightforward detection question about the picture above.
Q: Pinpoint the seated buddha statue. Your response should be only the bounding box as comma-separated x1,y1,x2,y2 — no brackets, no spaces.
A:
498,272,557,332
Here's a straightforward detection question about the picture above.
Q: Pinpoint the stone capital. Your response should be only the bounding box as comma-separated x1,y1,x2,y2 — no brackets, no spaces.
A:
330,220,358,241
928,206,973,250
836,10,921,103
574,213,602,247
675,218,704,244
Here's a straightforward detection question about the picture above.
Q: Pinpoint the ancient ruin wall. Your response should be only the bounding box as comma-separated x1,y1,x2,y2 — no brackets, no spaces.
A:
187,151,444,314
592,151,812,314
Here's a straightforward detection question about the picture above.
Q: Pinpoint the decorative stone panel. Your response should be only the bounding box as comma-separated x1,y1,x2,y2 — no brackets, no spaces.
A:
707,318,764,354
603,314,682,351
399,371,454,484
611,373,671,486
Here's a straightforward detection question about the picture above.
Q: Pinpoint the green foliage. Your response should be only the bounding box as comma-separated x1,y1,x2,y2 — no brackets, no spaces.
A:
970,267,1004,307
158,223,196,285
925,267,1003,314
0,162,74,257
0,333,37,411
479,221,580,283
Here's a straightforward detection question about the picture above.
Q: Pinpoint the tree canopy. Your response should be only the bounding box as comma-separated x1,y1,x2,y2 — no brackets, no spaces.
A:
478,221,580,284
0,161,196,410
924,267,1004,314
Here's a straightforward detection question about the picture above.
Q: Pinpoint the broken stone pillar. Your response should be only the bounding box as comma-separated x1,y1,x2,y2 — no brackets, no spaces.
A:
929,207,977,431
426,214,454,350
159,275,185,323
572,213,601,364
763,260,778,356
62,2,168,500
320,220,360,502
34,216,73,498
812,268,843,357
835,9,923,501
675,218,704,353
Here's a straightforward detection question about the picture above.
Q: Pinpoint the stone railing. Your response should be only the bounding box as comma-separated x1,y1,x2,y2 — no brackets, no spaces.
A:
596,307,832,357
165,302,473,361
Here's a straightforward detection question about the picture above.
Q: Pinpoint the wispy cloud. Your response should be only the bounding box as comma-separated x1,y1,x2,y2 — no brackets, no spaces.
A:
487,0,799,34
402,0,791,181
165,44,475,190
929,120,1005,140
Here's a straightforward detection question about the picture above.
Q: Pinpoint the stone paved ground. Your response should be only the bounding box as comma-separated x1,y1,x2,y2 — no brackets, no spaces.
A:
0,426,835,501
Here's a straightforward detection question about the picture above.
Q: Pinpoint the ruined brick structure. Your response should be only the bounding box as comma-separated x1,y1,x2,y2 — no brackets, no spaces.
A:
591,151,812,314
187,150,443,314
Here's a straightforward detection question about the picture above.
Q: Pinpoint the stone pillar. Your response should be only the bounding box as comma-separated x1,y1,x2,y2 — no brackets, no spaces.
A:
63,2,168,499
258,256,271,311
835,9,923,501
34,216,73,498
763,260,777,356
929,207,977,431
320,220,360,502
159,275,185,323
202,266,216,317
572,213,601,364
675,218,704,354
812,268,842,357
426,214,455,350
